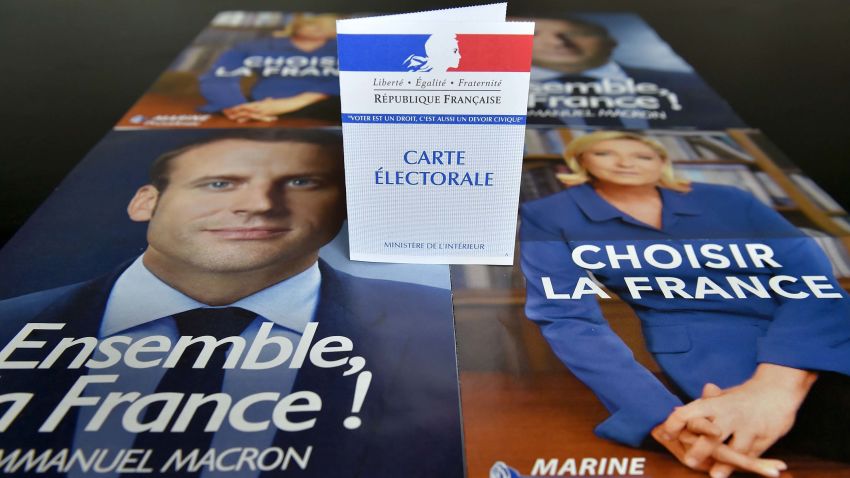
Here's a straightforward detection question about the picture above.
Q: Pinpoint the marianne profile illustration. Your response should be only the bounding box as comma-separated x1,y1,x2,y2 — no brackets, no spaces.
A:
404,33,461,72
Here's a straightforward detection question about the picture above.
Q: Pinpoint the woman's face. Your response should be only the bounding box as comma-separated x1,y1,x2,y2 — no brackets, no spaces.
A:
578,139,666,187
293,19,335,40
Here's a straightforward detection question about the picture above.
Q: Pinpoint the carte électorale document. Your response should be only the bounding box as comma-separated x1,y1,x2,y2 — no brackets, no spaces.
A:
336,4,534,264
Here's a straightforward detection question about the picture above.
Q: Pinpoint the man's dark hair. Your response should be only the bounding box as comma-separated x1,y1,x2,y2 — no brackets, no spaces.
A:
149,128,344,191
558,16,612,39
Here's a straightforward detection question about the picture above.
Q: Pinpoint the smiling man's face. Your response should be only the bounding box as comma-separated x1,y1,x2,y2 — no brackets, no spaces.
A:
130,139,345,276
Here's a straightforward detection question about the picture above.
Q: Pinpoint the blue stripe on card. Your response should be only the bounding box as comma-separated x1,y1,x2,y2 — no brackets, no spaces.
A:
342,113,526,124
338,34,429,71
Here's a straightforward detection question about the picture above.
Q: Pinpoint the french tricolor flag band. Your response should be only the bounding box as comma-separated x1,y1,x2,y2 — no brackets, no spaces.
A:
337,34,533,72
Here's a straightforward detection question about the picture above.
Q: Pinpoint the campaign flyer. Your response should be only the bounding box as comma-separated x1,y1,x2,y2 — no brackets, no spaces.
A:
525,14,746,130
116,12,344,129
456,127,850,477
114,7,505,131
337,5,534,264
0,129,464,478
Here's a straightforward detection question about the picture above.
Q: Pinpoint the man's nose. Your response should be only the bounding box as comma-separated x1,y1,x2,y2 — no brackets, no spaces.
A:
232,184,280,214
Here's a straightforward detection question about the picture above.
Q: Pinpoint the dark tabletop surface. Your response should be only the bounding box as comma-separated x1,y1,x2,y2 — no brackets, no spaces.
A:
1,0,848,247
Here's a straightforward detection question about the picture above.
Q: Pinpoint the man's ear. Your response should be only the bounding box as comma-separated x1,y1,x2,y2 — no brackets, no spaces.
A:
127,185,159,222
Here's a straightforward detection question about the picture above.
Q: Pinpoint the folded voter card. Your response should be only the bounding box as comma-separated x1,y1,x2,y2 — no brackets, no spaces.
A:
337,4,534,265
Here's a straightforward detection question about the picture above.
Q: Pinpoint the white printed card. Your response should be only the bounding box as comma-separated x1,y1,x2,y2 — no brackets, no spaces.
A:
338,4,534,264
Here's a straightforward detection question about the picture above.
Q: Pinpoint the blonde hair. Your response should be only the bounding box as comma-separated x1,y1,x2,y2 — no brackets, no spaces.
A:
557,130,691,192
273,14,337,38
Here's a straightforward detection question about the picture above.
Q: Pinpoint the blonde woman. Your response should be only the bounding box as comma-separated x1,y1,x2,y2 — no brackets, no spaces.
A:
519,131,850,476
199,15,340,122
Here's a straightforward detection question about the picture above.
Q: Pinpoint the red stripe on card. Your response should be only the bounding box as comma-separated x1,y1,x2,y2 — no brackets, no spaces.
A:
450,34,534,72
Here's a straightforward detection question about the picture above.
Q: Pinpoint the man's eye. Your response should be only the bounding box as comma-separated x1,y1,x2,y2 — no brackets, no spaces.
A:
287,178,318,188
205,180,233,189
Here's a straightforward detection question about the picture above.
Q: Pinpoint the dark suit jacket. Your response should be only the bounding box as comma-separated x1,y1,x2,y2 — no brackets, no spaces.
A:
0,261,464,478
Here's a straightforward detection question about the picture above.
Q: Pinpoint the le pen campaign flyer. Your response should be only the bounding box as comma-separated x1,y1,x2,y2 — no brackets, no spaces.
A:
2,6,850,478
337,6,533,264
458,127,850,477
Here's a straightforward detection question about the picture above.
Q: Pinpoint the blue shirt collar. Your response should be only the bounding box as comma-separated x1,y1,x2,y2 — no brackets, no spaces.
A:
568,183,702,229
101,256,321,337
